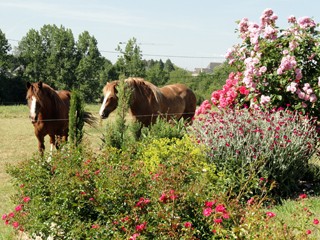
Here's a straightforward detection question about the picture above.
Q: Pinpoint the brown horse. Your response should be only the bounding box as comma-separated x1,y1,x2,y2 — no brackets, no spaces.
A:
99,77,197,126
26,81,71,154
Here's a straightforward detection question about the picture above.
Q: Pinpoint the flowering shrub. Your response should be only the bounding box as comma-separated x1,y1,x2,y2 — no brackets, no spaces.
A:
198,8,320,120
190,107,318,196
4,136,218,239
2,119,320,239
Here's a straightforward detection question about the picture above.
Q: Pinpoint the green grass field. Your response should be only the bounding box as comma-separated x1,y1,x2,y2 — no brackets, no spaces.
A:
1,105,319,239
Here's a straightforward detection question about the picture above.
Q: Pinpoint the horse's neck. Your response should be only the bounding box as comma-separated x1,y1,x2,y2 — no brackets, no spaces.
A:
41,92,62,119
130,83,161,115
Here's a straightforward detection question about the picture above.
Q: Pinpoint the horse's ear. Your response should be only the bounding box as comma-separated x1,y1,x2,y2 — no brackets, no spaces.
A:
26,82,31,89
38,81,43,89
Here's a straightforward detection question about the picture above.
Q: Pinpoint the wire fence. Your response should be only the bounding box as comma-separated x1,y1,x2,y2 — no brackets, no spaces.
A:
20,111,198,122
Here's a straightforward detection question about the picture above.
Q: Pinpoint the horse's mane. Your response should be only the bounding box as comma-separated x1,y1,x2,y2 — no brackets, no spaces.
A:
33,83,68,112
125,77,163,104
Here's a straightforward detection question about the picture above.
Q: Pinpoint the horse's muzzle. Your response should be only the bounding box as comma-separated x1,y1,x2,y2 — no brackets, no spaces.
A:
100,112,109,119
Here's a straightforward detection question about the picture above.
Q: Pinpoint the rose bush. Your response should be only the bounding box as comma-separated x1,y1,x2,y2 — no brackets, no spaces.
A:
197,8,320,120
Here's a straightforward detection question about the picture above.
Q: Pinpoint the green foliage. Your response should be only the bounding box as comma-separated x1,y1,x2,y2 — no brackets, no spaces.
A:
145,59,170,86
75,31,104,102
103,79,138,149
0,29,11,71
5,135,215,239
68,90,85,147
17,24,106,102
4,107,320,239
189,108,319,197
115,37,146,78
140,117,187,140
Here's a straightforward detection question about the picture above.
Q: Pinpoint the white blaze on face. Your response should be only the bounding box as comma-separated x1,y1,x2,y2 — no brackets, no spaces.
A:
99,91,111,117
30,96,37,119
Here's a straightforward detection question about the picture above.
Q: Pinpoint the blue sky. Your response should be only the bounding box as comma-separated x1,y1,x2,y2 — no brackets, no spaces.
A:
1,0,319,70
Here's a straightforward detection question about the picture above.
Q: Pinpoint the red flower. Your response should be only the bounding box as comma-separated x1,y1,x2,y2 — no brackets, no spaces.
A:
136,222,147,232
222,213,230,219
135,197,151,208
215,204,226,213
12,221,19,229
15,205,23,212
214,218,223,224
1,214,7,220
159,193,168,203
129,233,140,240
299,193,307,199
238,86,249,95
313,218,319,225
247,197,254,205
91,224,100,229
184,222,192,228
23,197,31,203
306,229,311,235
121,216,129,222
266,211,276,218
169,189,178,200
203,207,213,217
205,201,216,207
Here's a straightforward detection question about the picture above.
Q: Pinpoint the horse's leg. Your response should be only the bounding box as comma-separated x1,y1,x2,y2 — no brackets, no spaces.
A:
48,135,56,162
36,134,45,156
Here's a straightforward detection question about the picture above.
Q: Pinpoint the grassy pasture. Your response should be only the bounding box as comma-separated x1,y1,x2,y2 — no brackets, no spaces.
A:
1,105,320,239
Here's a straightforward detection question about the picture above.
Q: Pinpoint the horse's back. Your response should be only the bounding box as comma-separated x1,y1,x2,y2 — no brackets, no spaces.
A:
160,83,196,121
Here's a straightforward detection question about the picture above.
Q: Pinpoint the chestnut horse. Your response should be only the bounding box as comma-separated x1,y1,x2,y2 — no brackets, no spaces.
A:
26,81,71,154
99,77,197,126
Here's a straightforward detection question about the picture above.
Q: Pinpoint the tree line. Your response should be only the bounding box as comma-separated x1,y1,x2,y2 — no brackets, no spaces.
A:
0,24,234,105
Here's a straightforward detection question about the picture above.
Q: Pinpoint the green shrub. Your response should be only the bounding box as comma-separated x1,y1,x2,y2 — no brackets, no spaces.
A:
4,136,218,239
140,117,187,140
189,108,319,197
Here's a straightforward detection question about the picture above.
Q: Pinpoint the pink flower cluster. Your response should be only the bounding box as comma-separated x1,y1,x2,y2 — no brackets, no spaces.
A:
298,16,316,29
277,55,297,75
135,197,151,208
195,99,212,116
203,200,230,227
238,8,278,45
2,196,30,230
286,82,317,104
159,189,178,203
210,72,247,109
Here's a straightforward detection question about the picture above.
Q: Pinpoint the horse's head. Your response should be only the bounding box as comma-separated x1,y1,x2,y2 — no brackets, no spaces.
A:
99,81,119,119
26,81,45,123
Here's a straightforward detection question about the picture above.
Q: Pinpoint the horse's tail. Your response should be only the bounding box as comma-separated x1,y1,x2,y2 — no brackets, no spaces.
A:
84,111,98,127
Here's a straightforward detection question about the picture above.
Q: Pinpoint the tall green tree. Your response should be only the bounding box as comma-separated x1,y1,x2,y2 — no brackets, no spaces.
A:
41,25,77,90
115,37,146,78
18,29,45,81
75,31,104,102
146,59,169,86
17,24,108,102
164,59,175,72
0,29,11,73
0,29,25,104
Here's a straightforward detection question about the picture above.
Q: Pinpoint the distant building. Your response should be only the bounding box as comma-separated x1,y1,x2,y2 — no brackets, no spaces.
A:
192,62,222,76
